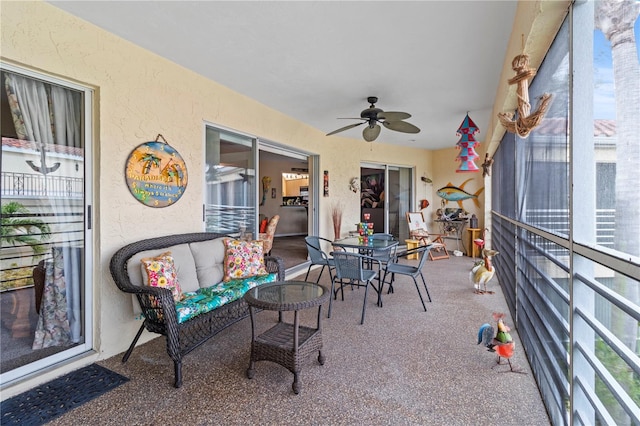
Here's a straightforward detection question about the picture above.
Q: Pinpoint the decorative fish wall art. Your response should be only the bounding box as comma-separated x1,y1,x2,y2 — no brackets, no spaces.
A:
436,178,484,208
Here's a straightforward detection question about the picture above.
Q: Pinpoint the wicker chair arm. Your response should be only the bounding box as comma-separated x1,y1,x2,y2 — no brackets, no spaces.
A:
264,255,285,281
135,286,179,325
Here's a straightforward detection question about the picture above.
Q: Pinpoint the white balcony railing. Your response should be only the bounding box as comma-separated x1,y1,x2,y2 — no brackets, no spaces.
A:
1,171,83,199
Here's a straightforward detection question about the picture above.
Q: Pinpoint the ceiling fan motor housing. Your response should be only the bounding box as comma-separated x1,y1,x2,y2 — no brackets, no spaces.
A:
362,96,381,127
360,108,382,121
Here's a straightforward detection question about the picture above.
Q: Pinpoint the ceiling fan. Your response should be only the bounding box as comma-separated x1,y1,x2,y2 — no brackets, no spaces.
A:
326,96,420,142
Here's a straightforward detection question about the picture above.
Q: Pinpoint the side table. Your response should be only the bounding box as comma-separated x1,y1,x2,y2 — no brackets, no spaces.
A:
404,239,420,260
435,219,467,253
467,228,483,257
244,281,330,394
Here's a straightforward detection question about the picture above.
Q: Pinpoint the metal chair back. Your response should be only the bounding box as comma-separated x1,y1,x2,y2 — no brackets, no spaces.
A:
382,244,433,311
332,251,367,281
368,233,397,264
304,236,335,285
305,236,332,265
330,251,381,324
414,244,431,271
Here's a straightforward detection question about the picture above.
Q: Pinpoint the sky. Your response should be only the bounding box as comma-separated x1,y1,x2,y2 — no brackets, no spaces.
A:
593,16,640,119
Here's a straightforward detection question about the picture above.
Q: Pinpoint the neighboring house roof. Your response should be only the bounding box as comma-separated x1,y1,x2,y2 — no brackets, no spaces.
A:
533,118,616,137
1,137,83,157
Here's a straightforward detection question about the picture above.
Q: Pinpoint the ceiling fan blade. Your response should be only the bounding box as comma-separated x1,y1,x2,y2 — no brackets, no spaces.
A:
383,120,421,134
326,122,365,136
377,111,411,121
362,124,381,142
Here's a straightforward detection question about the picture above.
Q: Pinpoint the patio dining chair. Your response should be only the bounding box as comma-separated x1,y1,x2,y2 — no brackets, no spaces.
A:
366,233,397,271
330,251,382,324
381,244,432,312
304,236,335,285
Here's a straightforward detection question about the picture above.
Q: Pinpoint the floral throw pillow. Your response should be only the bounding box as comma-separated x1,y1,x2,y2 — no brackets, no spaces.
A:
223,239,268,282
140,251,183,301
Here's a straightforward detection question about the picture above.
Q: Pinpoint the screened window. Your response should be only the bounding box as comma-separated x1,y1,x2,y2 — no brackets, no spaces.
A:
491,2,640,424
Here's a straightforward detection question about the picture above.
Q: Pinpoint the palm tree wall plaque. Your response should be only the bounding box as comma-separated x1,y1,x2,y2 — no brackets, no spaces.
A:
140,152,161,174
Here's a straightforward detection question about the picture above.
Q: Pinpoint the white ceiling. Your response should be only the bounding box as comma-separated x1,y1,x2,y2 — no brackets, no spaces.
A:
49,1,518,150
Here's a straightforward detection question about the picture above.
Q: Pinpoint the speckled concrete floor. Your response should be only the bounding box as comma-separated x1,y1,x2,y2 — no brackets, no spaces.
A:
50,254,550,425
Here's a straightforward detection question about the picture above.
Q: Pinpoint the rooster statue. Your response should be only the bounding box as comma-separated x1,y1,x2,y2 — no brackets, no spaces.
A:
477,312,525,373
470,248,499,294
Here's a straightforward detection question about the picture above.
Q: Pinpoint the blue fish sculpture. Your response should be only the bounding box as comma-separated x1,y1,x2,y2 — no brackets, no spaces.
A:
437,178,484,208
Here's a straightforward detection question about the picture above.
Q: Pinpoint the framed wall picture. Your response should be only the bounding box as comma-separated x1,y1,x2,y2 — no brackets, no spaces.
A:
323,170,329,197
271,188,276,198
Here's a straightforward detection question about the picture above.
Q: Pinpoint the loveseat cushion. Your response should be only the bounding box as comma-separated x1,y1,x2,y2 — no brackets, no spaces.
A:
127,243,199,293
140,251,183,302
189,238,226,288
222,239,268,282
174,273,277,323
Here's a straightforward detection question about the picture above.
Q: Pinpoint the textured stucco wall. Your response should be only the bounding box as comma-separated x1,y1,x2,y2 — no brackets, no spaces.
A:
1,0,433,394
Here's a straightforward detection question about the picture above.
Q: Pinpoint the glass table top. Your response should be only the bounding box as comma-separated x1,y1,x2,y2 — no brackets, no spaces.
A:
245,281,327,308
332,237,399,250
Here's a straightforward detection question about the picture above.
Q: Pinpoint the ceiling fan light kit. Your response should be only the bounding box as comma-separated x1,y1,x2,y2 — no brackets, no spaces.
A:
326,96,420,142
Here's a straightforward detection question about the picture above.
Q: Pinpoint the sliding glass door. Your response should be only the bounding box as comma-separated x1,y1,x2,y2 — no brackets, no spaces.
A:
389,166,413,240
1,64,93,384
204,126,257,236
360,162,413,239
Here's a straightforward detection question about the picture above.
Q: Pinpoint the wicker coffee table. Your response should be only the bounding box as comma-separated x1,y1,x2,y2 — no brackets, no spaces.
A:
244,281,330,394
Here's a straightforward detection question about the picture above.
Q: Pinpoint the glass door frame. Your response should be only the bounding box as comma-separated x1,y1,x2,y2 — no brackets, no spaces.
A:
360,162,414,239
203,123,258,236
203,124,319,271
0,63,94,386
258,140,318,239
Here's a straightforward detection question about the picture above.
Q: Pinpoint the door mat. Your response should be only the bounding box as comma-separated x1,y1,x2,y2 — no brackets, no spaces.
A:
1,363,129,425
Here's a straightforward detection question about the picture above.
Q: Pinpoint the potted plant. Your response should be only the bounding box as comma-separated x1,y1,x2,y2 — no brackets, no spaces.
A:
331,204,342,240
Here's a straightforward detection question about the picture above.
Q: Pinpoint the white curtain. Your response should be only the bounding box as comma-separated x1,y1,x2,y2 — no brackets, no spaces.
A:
4,73,54,144
5,72,81,148
50,85,81,148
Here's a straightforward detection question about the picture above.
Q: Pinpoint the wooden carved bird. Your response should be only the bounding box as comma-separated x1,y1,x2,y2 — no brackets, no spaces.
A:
477,312,525,373
470,248,499,294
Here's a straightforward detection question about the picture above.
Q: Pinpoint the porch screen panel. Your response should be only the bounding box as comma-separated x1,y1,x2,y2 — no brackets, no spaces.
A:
492,16,572,425
490,3,640,424
491,132,516,219
515,23,570,236
492,130,518,313
491,214,516,315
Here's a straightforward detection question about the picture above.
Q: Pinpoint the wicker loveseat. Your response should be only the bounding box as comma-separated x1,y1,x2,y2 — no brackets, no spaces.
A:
109,232,285,388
